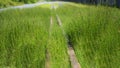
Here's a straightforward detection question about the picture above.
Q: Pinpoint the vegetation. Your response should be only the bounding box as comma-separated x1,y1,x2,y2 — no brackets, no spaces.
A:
56,3,120,68
0,0,39,8
12,0,39,3
0,4,70,68
46,11,70,68
62,0,120,8
0,0,17,8
0,2,120,68
0,7,50,68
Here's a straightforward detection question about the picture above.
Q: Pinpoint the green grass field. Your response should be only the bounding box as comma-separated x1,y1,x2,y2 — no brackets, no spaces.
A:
0,2,120,68
56,3,120,68
0,7,50,68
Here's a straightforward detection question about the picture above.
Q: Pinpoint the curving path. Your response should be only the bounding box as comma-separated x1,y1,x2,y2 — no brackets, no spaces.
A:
56,14,81,68
0,1,68,12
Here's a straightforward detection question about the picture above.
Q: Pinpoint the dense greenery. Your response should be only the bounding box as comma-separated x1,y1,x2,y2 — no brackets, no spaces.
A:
62,0,120,8
56,3,120,68
0,4,70,68
0,0,16,8
0,2,120,68
45,9,70,68
0,7,50,68
0,0,38,8
47,16,70,68
0,0,120,8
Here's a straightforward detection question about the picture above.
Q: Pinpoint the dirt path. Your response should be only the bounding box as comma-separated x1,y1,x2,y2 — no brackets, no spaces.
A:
68,46,81,68
45,49,50,68
1,2,81,67
46,12,81,68
45,16,53,68
56,14,81,68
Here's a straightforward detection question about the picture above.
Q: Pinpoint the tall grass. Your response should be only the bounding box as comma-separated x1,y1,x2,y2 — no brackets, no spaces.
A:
0,7,50,68
46,10,70,68
1,2,120,68
57,3,120,68
0,5,70,68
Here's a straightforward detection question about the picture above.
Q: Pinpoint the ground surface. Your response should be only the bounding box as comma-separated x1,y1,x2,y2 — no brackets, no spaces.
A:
0,1,120,68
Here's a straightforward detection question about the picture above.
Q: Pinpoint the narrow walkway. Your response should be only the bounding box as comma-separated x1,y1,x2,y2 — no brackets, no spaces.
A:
56,14,81,68
48,3,81,68
45,16,53,68
68,46,81,68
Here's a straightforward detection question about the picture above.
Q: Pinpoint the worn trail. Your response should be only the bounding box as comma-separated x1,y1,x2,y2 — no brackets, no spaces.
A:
45,16,53,68
56,14,81,68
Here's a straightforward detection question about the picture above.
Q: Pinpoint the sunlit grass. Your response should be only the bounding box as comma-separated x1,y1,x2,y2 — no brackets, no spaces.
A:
39,4,51,9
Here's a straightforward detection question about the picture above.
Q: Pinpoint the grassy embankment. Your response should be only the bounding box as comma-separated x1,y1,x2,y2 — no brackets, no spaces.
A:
56,3,120,68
